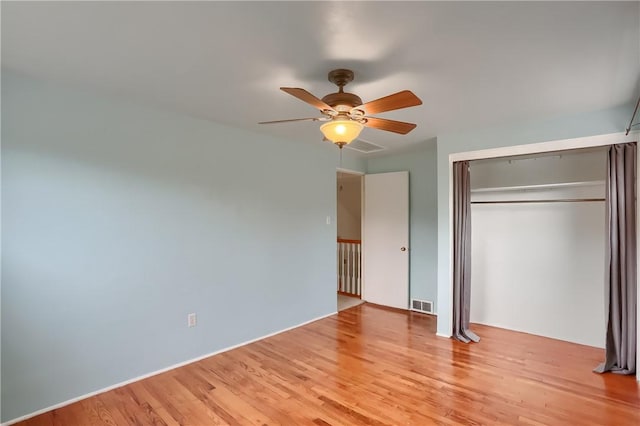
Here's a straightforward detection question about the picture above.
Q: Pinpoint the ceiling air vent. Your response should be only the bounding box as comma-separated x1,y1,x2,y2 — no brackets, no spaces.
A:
346,139,385,154
411,299,434,315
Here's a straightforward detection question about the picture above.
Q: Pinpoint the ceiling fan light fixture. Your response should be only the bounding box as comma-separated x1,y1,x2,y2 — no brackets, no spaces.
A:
320,119,363,146
260,69,422,145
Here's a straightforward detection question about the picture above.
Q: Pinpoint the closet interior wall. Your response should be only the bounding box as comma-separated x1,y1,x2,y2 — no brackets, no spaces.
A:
469,149,607,348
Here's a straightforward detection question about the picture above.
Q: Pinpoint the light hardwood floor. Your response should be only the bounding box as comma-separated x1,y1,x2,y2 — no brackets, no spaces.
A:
337,293,364,311
16,303,640,425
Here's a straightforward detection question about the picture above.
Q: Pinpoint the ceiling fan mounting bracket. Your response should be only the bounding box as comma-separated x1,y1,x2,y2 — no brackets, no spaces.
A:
327,69,354,90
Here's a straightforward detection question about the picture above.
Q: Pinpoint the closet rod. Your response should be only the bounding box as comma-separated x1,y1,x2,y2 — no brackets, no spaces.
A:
471,198,604,205
625,94,640,136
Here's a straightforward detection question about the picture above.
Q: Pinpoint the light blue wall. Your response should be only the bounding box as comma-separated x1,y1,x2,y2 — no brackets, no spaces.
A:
0,72,364,422
435,105,632,336
366,141,438,307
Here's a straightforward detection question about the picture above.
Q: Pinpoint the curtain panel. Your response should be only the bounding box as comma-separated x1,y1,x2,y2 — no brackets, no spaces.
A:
595,142,637,375
452,161,480,343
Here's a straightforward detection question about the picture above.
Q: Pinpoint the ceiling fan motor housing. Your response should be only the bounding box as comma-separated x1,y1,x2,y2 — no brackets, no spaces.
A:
321,92,363,111
322,69,364,112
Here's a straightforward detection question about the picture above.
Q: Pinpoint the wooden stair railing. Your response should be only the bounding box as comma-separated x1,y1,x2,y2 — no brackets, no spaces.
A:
337,238,361,298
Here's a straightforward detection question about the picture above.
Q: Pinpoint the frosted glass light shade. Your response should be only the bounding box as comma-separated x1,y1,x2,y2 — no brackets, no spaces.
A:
320,119,364,145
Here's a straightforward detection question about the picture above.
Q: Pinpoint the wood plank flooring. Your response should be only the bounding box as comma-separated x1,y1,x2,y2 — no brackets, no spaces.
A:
17,303,640,425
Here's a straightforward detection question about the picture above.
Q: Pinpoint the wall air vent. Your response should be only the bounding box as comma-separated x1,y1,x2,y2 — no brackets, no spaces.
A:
346,139,386,154
411,299,435,315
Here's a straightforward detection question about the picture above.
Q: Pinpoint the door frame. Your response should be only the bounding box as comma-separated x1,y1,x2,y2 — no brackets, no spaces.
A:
336,167,365,297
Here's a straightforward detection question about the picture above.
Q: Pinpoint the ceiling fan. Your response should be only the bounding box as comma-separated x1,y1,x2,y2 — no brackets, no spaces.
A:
259,69,422,149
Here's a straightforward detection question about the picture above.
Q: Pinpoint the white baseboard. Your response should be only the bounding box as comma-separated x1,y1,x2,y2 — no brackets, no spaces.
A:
436,332,451,339
2,311,338,426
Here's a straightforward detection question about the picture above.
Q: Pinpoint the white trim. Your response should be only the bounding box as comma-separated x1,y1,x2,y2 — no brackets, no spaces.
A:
450,131,639,163
360,171,365,300
1,311,338,426
436,332,451,339
447,160,454,337
446,130,640,381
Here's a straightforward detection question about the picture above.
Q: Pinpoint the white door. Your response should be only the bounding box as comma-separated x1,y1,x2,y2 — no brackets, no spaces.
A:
362,171,409,309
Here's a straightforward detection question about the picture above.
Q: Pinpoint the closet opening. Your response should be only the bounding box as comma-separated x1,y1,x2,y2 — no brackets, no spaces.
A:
468,146,608,348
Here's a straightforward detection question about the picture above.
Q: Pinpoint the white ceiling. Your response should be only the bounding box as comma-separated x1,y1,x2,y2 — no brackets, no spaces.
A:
3,1,639,154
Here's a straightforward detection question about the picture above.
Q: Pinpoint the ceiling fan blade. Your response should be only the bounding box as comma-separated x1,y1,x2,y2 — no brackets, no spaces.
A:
357,90,422,115
280,87,334,112
364,117,417,135
258,117,324,125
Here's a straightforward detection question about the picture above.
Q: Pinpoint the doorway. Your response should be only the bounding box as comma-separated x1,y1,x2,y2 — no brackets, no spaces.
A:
337,170,365,311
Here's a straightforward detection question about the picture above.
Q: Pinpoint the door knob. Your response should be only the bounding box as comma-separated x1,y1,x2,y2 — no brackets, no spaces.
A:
400,247,407,251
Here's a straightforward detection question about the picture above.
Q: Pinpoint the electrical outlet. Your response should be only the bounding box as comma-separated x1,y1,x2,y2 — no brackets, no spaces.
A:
188,313,197,328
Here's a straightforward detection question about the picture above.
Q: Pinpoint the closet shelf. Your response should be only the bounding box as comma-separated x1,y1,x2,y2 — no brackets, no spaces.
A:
470,180,604,193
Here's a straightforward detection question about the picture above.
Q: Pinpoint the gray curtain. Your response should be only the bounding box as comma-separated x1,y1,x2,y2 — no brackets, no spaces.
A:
595,143,637,375
453,161,480,343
